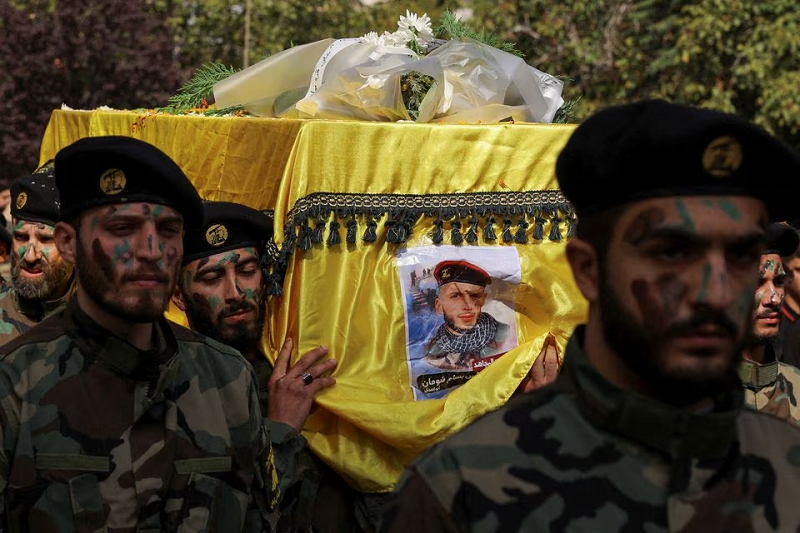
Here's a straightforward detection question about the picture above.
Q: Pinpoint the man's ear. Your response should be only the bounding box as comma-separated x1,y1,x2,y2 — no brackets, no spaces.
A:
566,238,600,303
54,221,78,265
172,280,187,312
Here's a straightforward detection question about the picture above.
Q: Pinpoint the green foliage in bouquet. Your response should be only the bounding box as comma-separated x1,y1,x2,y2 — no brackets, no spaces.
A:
164,63,245,115
401,72,437,121
435,10,524,58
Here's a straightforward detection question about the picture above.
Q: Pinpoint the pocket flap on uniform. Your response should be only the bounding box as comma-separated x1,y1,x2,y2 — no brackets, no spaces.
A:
175,457,232,475
35,454,110,472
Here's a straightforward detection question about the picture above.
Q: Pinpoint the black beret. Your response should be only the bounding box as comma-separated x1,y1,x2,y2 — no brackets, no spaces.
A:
765,222,799,257
556,100,800,221
183,201,274,264
10,173,60,226
54,136,203,228
434,260,491,287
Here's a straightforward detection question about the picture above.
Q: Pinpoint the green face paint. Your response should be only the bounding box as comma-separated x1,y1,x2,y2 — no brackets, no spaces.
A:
675,198,695,232
208,295,222,311
152,205,164,217
17,244,27,259
717,199,741,221
697,263,711,301
113,240,132,262
13,220,24,232
90,216,99,231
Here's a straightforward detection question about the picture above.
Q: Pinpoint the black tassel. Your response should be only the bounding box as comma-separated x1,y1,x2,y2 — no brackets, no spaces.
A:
327,220,341,246
502,217,513,243
266,273,283,296
363,217,378,242
311,218,325,244
567,215,578,238
466,215,479,243
346,217,357,244
514,217,529,244
432,218,444,244
532,211,546,241
549,213,563,241
483,216,497,241
298,220,313,251
451,220,463,245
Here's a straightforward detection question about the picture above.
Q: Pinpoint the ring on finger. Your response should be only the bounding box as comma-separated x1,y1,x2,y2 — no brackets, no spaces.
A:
301,372,314,385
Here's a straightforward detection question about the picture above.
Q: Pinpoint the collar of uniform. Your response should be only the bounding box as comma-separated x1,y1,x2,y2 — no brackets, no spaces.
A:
65,298,177,379
739,358,779,390
565,326,740,459
14,276,76,321
781,303,799,323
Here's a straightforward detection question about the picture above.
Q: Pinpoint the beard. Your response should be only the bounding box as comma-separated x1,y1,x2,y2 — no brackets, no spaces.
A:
76,238,176,323
597,273,743,406
183,290,265,353
11,253,73,300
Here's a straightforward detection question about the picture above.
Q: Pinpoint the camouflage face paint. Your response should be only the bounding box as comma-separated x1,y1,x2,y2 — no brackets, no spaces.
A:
718,199,741,221
113,240,132,265
623,207,666,246
675,198,695,232
697,263,712,302
631,274,689,332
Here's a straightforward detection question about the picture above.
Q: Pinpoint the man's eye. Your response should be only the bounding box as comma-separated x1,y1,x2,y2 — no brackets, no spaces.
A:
728,248,761,265
108,224,134,235
650,246,689,261
159,224,182,237
12,234,28,242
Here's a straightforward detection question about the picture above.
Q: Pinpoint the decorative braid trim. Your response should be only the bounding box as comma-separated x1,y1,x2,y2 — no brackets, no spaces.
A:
261,190,576,297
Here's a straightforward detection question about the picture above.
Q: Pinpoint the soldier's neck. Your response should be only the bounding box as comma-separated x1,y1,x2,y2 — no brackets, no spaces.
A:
240,344,262,363
76,289,154,351
742,344,770,365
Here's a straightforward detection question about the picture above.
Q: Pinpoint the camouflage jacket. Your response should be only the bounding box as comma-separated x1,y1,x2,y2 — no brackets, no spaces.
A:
740,357,800,427
381,325,800,532
0,299,274,533
0,283,73,347
252,359,359,533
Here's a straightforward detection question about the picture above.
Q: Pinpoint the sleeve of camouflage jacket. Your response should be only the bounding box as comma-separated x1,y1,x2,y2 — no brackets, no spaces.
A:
0,361,19,530
266,419,309,499
379,467,461,533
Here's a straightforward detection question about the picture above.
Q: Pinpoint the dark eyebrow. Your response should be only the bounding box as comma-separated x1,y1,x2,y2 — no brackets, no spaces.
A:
194,264,225,279
633,227,765,248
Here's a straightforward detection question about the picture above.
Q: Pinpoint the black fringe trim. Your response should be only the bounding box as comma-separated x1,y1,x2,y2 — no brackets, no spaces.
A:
266,191,573,296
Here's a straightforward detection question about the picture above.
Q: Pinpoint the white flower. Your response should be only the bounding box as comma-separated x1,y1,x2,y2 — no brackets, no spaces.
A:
397,11,434,48
360,31,381,46
387,29,412,46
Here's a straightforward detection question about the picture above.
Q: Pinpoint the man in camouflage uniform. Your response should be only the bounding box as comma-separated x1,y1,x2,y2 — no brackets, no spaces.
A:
740,222,800,426
0,137,274,531
173,200,357,532
0,171,75,345
381,100,800,531
776,221,800,367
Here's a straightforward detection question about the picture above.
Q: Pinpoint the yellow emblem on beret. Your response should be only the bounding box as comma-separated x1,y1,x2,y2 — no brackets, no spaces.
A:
99,168,127,195
206,224,229,246
15,192,27,210
702,136,743,178
440,267,451,280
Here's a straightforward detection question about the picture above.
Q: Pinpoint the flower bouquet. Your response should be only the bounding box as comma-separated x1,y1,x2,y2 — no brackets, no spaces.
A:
172,11,565,124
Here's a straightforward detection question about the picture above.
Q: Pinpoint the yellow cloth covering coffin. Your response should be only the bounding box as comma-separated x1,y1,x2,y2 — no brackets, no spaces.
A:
39,110,588,492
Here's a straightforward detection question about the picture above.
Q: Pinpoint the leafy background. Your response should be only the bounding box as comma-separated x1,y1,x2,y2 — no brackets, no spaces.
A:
2,0,798,183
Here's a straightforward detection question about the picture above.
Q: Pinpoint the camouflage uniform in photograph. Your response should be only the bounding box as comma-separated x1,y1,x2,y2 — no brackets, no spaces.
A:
0,137,275,532
0,172,74,345
381,101,800,531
